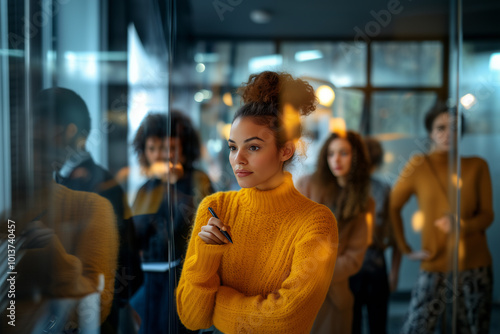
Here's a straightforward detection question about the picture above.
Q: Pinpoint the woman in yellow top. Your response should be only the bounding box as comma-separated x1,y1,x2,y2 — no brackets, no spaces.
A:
176,71,339,334
297,130,374,334
390,104,494,333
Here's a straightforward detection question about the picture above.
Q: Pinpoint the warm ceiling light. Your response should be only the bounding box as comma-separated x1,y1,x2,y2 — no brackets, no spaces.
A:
219,123,232,140
223,92,233,107
384,152,395,164
316,85,335,107
329,117,346,137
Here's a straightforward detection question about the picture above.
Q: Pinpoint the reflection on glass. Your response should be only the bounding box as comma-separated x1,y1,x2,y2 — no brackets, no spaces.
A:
2,0,499,331
129,112,214,333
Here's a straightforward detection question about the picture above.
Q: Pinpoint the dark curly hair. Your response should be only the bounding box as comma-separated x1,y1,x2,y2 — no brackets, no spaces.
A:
133,111,201,169
233,71,317,165
310,130,371,227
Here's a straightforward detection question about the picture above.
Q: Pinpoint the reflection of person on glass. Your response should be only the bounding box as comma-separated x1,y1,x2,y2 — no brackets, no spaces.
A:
349,137,402,334
390,103,494,333
130,111,214,333
176,71,338,333
0,89,119,333
36,87,143,333
297,130,373,334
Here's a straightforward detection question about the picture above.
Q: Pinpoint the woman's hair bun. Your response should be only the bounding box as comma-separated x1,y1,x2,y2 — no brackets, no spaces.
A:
238,71,317,116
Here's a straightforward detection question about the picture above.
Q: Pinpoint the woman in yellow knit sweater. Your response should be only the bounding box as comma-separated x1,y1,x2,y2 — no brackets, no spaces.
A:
297,130,374,334
176,71,339,334
390,104,494,333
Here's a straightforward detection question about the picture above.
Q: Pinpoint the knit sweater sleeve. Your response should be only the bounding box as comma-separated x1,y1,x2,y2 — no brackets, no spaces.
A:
212,208,338,334
176,193,230,330
389,156,419,254
331,206,370,283
460,158,494,234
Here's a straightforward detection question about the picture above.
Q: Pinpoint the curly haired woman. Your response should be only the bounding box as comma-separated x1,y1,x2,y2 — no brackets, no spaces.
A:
176,71,339,334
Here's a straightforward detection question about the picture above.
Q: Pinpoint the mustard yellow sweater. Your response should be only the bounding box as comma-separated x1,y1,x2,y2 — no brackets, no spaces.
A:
390,151,494,272
176,173,338,333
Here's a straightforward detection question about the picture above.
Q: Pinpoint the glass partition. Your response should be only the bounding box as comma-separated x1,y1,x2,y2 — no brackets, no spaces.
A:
1,0,499,333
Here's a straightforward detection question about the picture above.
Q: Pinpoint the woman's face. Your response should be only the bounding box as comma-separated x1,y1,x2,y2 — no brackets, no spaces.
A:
145,136,168,166
228,117,287,190
430,113,451,152
327,138,353,179
144,136,184,166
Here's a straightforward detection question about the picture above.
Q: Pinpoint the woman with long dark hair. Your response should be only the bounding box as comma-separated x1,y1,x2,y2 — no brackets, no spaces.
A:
298,130,374,334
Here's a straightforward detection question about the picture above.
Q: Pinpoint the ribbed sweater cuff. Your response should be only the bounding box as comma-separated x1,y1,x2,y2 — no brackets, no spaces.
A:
190,238,228,277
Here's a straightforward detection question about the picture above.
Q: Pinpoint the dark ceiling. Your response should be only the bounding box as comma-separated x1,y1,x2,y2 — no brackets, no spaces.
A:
187,0,500,40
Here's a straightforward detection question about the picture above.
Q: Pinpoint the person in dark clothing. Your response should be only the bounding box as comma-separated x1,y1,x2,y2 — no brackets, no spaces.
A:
349,137,401,334
33,87,144,334
130,111,214,334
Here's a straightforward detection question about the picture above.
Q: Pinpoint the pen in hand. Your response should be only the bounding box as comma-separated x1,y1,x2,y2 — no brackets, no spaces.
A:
208,207,233,244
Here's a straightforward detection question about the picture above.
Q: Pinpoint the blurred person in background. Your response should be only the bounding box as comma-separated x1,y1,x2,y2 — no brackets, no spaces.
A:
36,87,143,333
130,111,214,334
0,88,119,333
349,136,402,334
390,103,494,334
298,130,374,334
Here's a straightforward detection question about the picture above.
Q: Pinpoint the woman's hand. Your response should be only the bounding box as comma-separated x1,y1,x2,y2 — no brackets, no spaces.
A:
407,249,430,261
198,217,231,245
434,215,453,234
147,161,184,183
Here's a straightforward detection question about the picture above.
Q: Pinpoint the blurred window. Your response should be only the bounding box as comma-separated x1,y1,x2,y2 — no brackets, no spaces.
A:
371,41,443,87
370,91,438,137
460,41,500,134
281,42,367,87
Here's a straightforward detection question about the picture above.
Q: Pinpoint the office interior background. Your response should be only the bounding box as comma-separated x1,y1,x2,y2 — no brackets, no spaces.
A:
1,0,499,332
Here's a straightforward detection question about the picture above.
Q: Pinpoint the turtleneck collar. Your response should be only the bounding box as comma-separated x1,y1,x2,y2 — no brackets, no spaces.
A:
238,172,302,213
429,150,449,163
